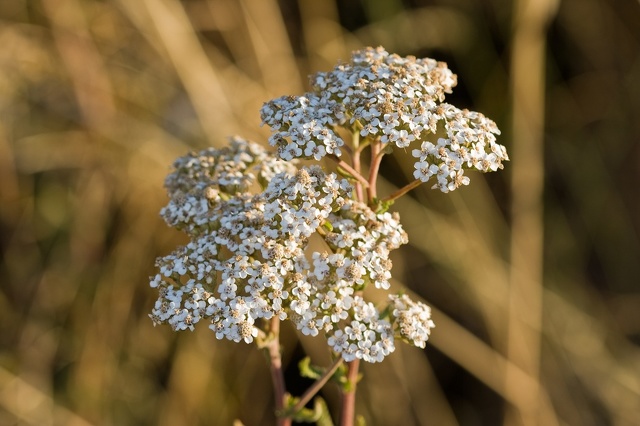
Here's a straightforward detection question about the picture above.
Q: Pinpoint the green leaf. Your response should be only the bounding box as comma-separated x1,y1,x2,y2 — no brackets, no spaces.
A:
313,397,334,426
378,304,393,321
330,362,362,392
298,356,324,380
255,329,275,349
372,197,395,214
321,220,334,232
282,396,334,425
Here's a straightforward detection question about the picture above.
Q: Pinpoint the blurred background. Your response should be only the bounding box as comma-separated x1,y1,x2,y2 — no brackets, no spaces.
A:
1,0,639,425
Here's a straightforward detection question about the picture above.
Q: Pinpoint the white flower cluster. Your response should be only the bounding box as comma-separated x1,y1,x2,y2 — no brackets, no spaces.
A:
410,109,508,193
260,95,345,161
260,46,508,192
388,294,435,348
150,139,435,362
160,136,297,235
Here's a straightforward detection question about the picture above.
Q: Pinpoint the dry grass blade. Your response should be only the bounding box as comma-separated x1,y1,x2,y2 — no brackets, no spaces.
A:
130,0,237,141
238,0,304,96
0,366,94,426
506,0,559,424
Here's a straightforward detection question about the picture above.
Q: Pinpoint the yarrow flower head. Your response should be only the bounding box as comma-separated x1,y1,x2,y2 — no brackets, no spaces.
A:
151,47,507,372
261,46,508,193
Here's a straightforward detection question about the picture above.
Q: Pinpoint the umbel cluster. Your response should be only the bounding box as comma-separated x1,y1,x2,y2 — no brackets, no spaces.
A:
149,47,508,364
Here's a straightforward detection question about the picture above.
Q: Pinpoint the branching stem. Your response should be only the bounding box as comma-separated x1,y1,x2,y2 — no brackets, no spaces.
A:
327,154,370,188
290,357,344,415
382,178,423,204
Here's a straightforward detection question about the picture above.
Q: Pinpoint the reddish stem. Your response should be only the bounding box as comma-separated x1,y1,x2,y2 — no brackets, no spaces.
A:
352,142,364,202
382,178,423,204
339,358,361,426
335,135,373,425
367,141,384,206
266,318,291,426
327,154,370,189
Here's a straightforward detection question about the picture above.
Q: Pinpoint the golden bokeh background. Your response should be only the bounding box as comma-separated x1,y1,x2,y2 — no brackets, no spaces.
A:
1,0,639,425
